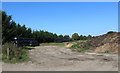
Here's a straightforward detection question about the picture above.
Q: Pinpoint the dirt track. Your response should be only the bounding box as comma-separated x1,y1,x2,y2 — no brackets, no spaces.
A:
2,46,118,71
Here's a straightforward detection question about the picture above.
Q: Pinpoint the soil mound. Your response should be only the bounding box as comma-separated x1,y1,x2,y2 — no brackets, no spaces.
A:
84,32,120,53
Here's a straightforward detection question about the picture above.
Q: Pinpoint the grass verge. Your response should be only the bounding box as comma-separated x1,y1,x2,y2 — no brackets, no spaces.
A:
2,43,29,63
40,43,65,46
2,50,29,63
2,49,29,63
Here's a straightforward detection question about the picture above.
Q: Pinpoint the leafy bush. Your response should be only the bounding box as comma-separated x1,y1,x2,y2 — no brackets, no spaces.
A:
2,43,29,63
70,44,79,49
79,47,90,51
107,31,114,34
104,50,110,53
70,42,90,51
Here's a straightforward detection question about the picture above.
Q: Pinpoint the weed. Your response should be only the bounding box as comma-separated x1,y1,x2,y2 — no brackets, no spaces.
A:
70,41,90,51
105,50,110,53
2,43,29,63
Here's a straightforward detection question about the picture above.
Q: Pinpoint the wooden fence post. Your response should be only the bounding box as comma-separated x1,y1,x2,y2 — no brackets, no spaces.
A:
7,48,9,59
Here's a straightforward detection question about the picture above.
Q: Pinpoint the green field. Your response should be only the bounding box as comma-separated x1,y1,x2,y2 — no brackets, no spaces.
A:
25,46,36,49
40,43,65,46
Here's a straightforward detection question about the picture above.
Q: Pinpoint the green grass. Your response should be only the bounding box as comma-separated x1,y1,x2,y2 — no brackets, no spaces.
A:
0,57,2,61
2,43,29,63
40,43,65,46
25,46,35,49
70,41,90,51
105,50,110,53
2,49,29,63
0,54,2,61
70,44,90,51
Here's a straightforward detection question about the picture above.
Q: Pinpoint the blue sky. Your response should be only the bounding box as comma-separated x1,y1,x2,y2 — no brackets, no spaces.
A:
2,0,119,2
2,2,118,36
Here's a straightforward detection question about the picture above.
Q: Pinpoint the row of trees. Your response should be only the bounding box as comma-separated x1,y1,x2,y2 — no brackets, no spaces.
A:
2,11,33,43
2,11,93,44
72,33,92,40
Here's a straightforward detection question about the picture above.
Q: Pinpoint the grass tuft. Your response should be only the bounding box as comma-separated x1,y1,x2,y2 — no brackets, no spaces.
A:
40,43,65,46
70,41,90,51
2,43,29,63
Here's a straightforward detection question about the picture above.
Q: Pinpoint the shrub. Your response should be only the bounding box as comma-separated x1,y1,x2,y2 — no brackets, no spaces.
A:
107,31,114,34
70,44,79,49
70,42,90,51
2,43,29,63
79,47,90,51
104,50,110,53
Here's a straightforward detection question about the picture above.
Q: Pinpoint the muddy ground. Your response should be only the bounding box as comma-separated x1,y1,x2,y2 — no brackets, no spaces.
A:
2,46,118,71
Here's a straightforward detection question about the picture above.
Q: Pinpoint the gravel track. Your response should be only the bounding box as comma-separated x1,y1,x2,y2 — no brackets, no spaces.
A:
2,46,118,71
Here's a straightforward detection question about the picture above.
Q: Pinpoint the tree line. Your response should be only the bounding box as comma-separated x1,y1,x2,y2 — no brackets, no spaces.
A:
2,11,93,44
